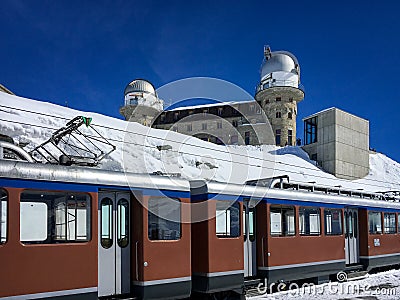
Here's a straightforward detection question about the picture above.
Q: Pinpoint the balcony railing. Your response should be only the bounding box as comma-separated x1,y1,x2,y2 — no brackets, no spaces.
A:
256,79,305,93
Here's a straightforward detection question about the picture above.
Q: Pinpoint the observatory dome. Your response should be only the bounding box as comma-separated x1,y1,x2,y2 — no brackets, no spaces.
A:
261,51,299,81
124,79,157,97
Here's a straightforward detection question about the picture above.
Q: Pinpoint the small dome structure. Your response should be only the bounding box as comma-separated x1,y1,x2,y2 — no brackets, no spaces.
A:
124,79,157,97
261,51,299,80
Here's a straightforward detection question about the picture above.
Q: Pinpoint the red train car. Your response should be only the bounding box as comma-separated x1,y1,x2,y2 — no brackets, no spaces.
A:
0,160,191,299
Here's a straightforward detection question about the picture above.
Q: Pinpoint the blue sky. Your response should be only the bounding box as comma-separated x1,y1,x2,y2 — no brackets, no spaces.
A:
1,1,400,162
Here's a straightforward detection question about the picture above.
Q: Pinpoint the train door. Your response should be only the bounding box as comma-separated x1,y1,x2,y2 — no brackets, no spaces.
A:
243,200,257,277
98,192,131,297
344,208,359,265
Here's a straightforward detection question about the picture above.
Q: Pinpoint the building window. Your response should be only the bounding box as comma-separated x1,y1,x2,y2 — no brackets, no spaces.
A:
232,120,238,127
369,211,382,234
276,112,281,118
304,116,318,145
270,205,295,236
20,191,91,243
187,124,192,132
217,107,223,116
289,97,293,102
288,130,293,146
288,112,293,119
245,131,250,145
276,97,281,102
230,135,238,145
384,213,396,234
324,209,342,235
0,189,7,244
299,207,321,235
217,122,222,129
216,201,240,238
174,112,179,121
203,109,208,116
148,197,181,240
160,114,166,122
275,129,281,146
202,123,207,130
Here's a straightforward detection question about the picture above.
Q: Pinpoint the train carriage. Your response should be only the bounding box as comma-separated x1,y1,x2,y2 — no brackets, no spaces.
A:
0,160,191,300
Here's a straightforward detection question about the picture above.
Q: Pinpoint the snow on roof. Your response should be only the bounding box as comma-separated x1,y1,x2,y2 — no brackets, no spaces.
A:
0,92,399,193
166,99,255,111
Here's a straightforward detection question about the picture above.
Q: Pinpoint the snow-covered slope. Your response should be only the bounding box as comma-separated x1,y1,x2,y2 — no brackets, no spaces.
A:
1,92,399,193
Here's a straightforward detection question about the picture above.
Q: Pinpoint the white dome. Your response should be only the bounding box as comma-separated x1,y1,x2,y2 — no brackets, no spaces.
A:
261,51,299,80
124,79,157,96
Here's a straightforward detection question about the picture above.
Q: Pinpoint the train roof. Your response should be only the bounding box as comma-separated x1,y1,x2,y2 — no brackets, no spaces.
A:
190,180,400,211
0,160,190,192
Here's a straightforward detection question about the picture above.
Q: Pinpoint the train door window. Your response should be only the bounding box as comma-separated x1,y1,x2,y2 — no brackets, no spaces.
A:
348,212,353,238
101,198,113,248
216,201,240,238
324,209,342,235
368,211,382,234
21,191,91,244
249,208,255,242
0,189,7,244
353,212,358,238
384,213,396,234
243,209,246,241
148,197,181,240
299,207,321,235
270,205,295,236
117,199,129,247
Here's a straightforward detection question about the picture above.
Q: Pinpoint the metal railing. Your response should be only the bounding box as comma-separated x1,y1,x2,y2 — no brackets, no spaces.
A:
256,79,305,93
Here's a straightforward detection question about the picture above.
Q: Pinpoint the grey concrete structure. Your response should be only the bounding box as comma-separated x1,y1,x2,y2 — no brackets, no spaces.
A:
302,108,370,180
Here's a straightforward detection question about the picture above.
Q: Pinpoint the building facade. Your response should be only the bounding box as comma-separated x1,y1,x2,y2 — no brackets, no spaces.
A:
120,46,304,146
302,108,370,180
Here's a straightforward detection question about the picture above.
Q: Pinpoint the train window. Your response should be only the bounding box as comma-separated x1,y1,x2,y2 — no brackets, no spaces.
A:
398,214,400,233
368,211,382,234
20,191,91,244
0,189,7,244
101,198,113,249
299,207,321,236
148,197,181,240
270,205,295,236
117,199,129,247
384,213,396,234
216,201,240,238
324,209,342,235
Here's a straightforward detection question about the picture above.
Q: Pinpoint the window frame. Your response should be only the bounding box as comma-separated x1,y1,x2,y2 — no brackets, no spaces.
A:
270,205,296,237
216,201,240,239
299,206,321,236
20,190,92,244
148,197,182,241
0,189,8,245
384,212,396,234
368,211,382,234
324,208,343,236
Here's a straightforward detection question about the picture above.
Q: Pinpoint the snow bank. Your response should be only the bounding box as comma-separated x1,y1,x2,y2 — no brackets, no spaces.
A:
0,92,399,193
